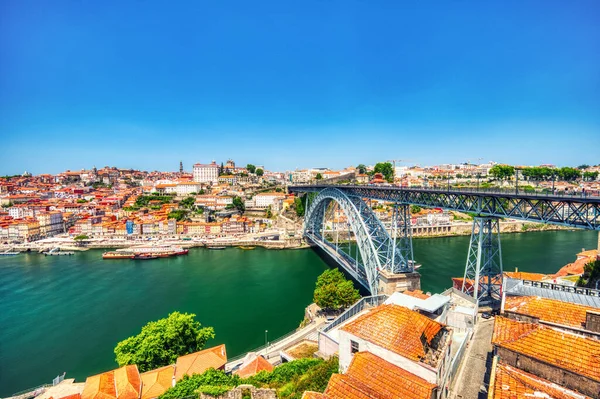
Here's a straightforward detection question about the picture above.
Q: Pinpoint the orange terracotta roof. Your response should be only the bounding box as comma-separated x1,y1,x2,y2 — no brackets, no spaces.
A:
82,365,141,399
323,352,436,399
140,365,174,399
504,295,597,329
503,271,554,281
403,290,431,300
493,362,592,399
174,344,227,380
57,395,82,399
492,317,600,382
234,355,274,378
341,304,444,362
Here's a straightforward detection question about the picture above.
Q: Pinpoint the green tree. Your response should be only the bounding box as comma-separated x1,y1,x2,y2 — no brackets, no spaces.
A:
232,196,245,213
373,162,394,182
246,164,256,174
313,269,360,311
265,205,272,218
114,312,215,372
410,205,422,214
315,173,323,180
180,196,196,208
577,259,600,288
583,171,599,181
578,164,590,170
557,166,581,181
489,164,515,181
256,168,264,177
74,234,89,241
168,210,188,221
294,197,305,217
356,164,367,174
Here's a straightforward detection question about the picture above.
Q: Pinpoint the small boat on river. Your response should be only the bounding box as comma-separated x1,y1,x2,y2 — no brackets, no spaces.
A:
238,246,256,250
208,246,226,250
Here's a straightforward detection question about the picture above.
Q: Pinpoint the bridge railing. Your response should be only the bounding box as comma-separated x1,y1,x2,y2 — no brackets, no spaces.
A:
290,183,600,199
322,294,388,333
523,279,600,297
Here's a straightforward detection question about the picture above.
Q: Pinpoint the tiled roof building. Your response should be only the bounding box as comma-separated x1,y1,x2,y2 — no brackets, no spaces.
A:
341,304,444,362
81,365,141,399
492,317,600,397
503,295,600,333
234,354,274,378
302,352,436,399
174,344,227,380
338,304,452,387
491,363,592,399
140,365,174,399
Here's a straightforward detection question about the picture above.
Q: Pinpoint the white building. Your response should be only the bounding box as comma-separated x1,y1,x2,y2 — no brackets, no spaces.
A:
338,304,453,390
193,161,219,184
8,207,24,219
175,182,202,196
251,192,286,208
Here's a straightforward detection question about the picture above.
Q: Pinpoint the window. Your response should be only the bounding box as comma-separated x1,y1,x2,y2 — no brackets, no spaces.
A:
351,340,359,354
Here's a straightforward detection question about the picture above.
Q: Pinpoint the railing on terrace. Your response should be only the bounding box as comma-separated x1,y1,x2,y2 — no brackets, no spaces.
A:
226,321,316,365
290,183,600,199
9,384,52,398
523,279,600,297
322,294,388,333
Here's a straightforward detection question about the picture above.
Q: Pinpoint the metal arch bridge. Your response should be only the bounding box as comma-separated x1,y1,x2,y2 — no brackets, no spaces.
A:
290,184,600,302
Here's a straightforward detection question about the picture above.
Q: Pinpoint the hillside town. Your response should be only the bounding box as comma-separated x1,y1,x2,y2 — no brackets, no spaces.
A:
1,161,599,246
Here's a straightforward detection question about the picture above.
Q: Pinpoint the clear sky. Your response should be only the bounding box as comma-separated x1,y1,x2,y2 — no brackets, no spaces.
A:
1,1,599,175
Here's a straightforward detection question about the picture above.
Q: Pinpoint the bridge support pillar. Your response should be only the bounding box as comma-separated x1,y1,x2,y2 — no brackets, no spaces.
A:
462,217,503,305
377,269,421,295
390,204,414,272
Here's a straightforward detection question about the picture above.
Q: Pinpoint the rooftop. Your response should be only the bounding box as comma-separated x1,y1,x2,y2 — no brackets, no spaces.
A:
341,304,445,364
234,354,274,378
174,344,227,380
320,352,436,399
492,317,600,382
81,365,141,399
140,365,174,399
504,295,598,329
492,362,590,399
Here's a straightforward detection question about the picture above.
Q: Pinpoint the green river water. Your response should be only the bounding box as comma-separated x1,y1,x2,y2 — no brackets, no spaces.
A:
0,230,597,396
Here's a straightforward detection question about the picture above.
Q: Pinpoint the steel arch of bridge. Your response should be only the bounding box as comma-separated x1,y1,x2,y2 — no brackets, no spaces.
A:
292,185,600,230
304,187,411,294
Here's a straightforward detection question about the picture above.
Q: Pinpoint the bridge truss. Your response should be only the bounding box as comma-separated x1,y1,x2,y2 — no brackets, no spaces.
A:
293,185,600,303
304,188,412,294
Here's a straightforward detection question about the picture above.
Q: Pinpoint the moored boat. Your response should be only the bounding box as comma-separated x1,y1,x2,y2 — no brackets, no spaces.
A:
103,251,134,259
238,246,256,250
208,246,226,250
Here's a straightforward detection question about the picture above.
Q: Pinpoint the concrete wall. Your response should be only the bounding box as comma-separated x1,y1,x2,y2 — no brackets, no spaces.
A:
496,347,600,398
318,331,339,358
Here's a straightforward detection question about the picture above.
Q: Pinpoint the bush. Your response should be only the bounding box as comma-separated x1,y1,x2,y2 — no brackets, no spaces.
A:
159,369,238,399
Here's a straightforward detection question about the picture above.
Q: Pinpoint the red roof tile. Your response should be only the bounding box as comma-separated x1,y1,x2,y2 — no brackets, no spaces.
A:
174,344,227,380
341,304,444,362
492,317,600,382
323,352,436,399
504,295,597,329
82,365,141,399
493,362,592,399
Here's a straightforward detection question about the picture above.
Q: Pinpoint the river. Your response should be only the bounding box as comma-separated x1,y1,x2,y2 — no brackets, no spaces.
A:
0,230,597,396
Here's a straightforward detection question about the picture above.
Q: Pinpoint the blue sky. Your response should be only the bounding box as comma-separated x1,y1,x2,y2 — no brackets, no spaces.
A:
1,1,599,175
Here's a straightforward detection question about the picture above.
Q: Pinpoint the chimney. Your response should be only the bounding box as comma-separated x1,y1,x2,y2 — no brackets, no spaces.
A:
586,311,600,333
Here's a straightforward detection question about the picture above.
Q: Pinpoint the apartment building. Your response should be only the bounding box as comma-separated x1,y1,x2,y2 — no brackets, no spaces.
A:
192,161,219,184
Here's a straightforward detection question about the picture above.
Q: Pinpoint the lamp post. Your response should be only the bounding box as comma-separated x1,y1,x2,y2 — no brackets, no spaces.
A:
447,173,450,191
265,330,268,351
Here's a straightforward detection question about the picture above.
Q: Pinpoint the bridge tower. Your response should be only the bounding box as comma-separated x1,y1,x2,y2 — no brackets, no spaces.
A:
462,217,503,304
390,204,414,272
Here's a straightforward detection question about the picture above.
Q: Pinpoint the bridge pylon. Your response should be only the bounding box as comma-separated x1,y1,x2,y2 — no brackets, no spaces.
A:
390,204,414,272
462,216,503,304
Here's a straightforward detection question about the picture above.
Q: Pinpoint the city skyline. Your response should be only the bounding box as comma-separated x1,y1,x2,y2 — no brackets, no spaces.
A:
2,1,599,174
